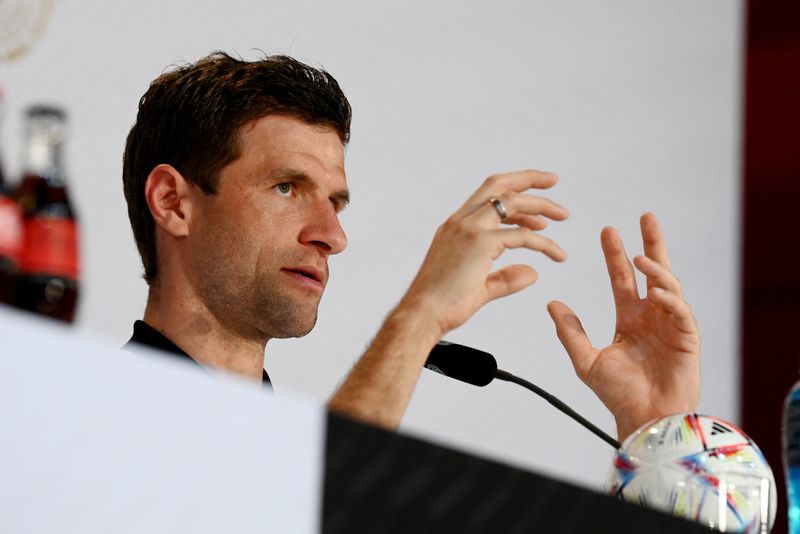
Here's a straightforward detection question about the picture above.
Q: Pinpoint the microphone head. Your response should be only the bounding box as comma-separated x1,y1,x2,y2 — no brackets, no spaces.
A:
424,341,497,387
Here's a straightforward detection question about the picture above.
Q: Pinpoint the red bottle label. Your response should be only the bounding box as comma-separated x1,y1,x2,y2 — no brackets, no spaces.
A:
0,197,23,263
20,217,79,279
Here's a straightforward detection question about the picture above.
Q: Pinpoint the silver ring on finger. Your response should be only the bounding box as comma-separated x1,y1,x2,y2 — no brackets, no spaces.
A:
489,197,508,222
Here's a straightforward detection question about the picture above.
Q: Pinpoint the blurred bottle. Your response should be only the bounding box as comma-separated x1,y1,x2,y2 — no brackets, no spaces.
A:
785,379,800,533
0,91,23,305
13,105,79,322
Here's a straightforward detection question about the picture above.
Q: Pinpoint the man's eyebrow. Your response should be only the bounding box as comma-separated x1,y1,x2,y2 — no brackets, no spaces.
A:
269,168,310,182
270,167,350,208
331,189,350,209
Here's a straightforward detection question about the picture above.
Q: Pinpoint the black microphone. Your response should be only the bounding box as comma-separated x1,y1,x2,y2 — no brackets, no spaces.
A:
425,341,497,386
425,341,621,449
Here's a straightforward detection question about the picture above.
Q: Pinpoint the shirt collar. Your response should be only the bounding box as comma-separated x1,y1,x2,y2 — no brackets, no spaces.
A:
125,320,272,388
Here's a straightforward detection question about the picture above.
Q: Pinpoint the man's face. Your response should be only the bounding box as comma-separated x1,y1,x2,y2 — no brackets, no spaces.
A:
187,115,349,340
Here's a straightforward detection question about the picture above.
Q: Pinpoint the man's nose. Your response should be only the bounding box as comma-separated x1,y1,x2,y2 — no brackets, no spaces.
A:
299,203,348,255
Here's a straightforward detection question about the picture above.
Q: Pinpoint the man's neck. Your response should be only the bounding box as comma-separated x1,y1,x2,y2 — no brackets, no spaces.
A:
142,283,268,383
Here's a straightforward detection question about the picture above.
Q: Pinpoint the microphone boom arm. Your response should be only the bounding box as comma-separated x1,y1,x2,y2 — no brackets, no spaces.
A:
493,369,621,450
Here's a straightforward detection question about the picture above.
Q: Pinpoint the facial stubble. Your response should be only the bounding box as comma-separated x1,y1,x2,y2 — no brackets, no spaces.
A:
192,216,321,341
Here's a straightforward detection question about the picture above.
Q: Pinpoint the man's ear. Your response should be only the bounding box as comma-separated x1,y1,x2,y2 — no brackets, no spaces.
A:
144,164,193,238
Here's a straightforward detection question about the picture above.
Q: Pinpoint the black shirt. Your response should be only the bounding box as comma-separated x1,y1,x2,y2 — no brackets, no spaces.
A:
125,320,272,387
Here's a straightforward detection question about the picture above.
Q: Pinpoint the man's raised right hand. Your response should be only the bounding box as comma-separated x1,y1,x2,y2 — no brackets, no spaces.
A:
329,169,568,429
398,169,569,339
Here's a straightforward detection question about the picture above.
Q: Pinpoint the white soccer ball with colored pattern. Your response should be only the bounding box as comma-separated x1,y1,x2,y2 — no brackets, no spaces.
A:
607,413,776,532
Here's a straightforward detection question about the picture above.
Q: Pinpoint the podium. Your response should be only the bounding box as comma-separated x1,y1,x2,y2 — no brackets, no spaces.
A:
324,414,711,533
0,308,711,533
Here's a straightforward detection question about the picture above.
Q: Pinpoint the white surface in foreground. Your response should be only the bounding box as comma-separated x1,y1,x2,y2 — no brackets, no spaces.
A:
0,307,324,534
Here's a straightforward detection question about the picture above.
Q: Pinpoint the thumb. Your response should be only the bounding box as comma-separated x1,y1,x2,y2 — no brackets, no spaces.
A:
546,300,597,381
486,264,538,302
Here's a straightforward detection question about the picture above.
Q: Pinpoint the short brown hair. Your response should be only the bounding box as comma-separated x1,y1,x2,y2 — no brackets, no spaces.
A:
122,51,352,283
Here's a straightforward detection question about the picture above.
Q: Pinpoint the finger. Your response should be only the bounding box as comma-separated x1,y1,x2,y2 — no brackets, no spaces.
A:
640,212,672,270
505,213,548,231
486,265,538,301
546,301,598,382
647,287,698,336
601,227,639,305
470,192,569,225
633,255,682,296
495,227,567,262
457,170,559,217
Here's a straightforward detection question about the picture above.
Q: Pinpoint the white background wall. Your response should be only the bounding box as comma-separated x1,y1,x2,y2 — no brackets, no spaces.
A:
0,0,743,488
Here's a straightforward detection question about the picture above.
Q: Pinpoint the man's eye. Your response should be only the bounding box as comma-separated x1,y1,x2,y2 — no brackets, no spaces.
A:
275,183,293,197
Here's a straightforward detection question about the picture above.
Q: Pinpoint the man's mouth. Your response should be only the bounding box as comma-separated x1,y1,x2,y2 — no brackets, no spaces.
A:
282,266,324,285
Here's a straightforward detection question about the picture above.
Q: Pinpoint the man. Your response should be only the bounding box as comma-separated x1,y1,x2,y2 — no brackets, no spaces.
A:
123,52,700,442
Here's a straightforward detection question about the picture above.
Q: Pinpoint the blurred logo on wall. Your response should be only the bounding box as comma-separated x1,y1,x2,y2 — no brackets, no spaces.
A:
0,0,53,62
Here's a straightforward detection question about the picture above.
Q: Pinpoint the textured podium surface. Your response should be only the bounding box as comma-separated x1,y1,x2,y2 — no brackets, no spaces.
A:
324,414,712,533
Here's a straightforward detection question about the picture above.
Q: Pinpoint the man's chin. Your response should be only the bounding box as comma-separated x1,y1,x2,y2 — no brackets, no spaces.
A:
267,313,318,339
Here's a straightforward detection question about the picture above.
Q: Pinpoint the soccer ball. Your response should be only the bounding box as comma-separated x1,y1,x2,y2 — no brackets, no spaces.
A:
607,413,777,532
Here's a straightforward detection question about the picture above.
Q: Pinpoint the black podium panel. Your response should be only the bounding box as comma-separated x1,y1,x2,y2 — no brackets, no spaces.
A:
323,414,712,533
